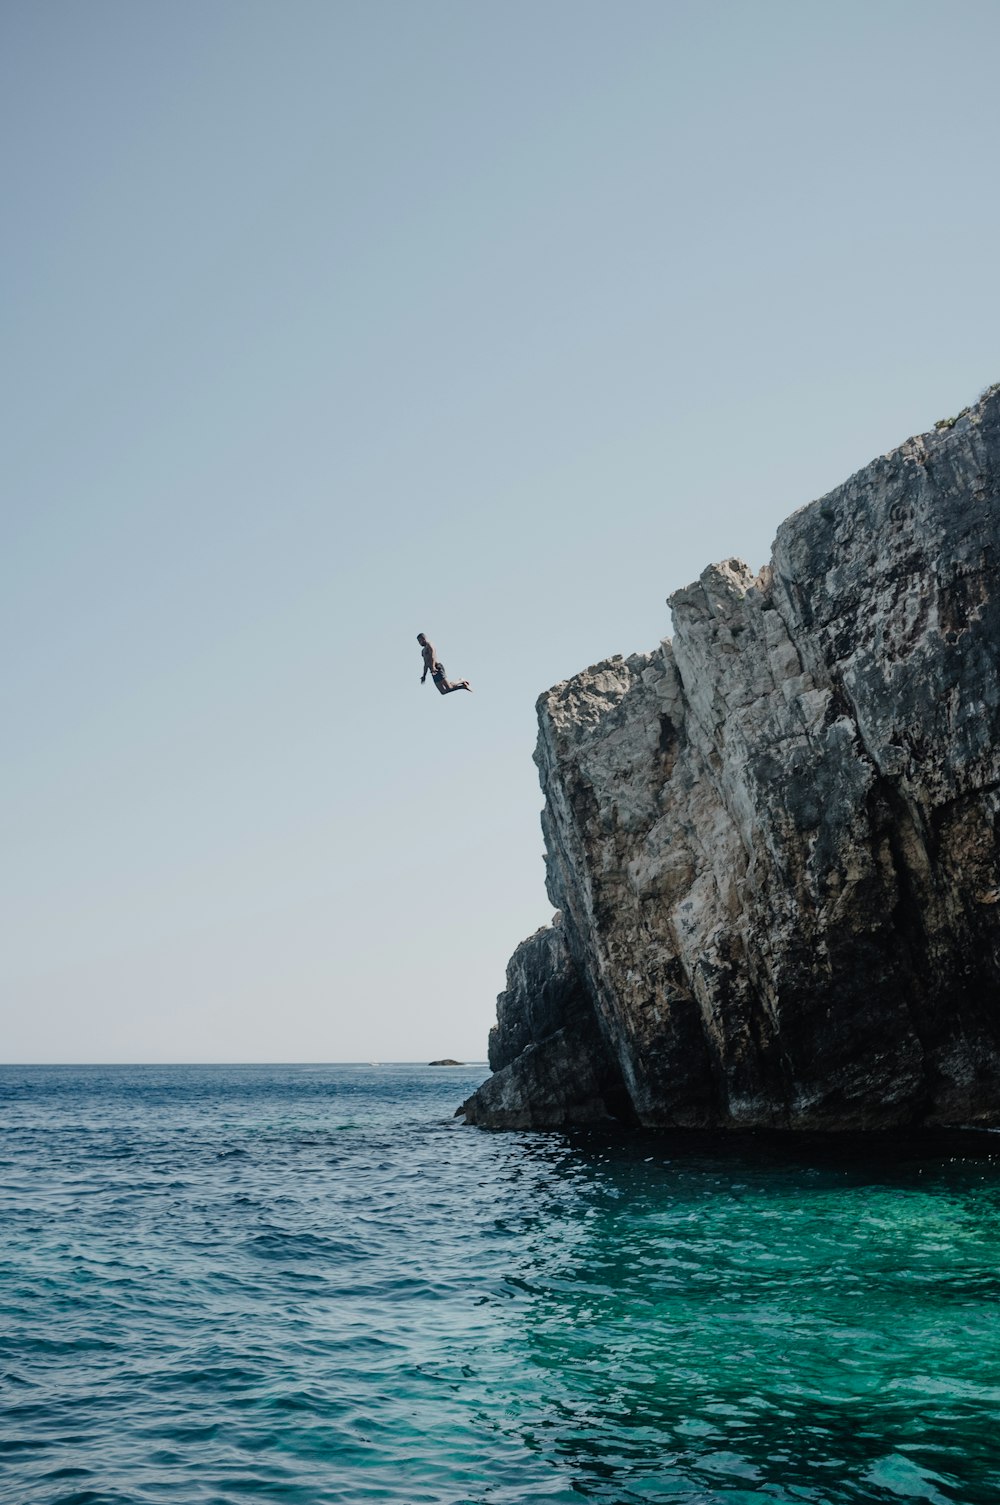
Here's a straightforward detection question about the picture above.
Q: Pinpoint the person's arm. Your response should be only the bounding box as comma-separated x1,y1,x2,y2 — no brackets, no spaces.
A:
421,642,436,682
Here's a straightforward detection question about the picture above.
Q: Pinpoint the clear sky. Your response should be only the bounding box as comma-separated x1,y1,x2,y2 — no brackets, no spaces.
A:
4,0,1000,1063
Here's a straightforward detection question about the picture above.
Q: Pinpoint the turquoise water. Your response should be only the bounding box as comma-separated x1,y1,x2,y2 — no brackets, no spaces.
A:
2,1065,999,1504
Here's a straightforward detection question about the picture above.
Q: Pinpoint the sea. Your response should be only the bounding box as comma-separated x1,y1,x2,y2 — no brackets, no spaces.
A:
2,1064,999,1505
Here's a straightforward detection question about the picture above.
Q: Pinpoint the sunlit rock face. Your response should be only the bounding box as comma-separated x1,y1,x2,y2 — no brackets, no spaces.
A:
462,386,1000,1130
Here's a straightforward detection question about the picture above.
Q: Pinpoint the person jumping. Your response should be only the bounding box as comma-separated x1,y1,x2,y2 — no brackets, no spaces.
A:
417,632,472,694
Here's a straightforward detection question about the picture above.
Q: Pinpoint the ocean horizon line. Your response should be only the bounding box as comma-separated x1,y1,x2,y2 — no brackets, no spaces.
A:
1,1059,490,1069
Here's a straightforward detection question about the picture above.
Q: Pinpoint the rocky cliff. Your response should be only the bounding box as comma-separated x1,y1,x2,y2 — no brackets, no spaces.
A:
462,385,1000,1130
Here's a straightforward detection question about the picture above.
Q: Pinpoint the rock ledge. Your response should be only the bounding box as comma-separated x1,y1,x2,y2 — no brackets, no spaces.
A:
462,386,1000,1130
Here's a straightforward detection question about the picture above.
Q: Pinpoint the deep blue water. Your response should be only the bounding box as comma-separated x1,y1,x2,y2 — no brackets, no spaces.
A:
2,1064,999,1504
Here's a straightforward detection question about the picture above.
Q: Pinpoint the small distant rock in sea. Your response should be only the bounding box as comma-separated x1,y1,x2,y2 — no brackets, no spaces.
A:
428,1058,463,1067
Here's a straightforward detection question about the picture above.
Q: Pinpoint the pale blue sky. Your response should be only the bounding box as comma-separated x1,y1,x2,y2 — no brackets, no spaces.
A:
4,0,999,1062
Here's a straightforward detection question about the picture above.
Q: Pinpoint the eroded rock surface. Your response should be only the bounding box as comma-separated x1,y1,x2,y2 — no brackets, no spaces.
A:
463,918,632,1127
461,386,1000,1130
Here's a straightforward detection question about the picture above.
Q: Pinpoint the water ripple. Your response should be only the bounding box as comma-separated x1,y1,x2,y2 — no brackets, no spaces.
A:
2,1066,999,1503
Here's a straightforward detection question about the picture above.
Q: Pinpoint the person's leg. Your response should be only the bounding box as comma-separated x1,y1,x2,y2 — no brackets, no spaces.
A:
433,664,471,694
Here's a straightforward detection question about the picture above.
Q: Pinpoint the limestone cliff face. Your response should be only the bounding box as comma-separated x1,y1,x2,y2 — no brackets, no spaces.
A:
462,386,1000,1130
